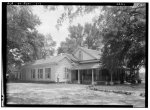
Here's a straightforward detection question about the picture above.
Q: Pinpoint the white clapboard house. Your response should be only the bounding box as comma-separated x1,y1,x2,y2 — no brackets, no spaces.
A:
17,46,124,84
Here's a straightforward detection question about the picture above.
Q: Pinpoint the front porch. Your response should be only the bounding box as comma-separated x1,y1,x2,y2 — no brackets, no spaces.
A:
71,68,126,85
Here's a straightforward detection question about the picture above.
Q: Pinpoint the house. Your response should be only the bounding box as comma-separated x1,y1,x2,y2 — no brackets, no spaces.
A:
18,46,124,84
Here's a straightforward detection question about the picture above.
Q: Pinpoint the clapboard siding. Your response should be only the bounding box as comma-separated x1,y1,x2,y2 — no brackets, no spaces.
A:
21,63,57,82
74,49,94,60
20,57,73,82
55,57,72,82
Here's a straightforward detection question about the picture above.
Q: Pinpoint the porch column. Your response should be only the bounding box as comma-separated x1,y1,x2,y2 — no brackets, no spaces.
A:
92,69,94,85
96,68,98,81
78,70,80,84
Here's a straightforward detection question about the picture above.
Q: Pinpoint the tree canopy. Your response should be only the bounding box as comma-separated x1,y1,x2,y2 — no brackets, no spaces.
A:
100,4,146,72
7,5,56,68
57,23,103,54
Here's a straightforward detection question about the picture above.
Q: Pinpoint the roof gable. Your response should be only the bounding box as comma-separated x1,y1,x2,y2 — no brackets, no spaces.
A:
73,46,101,60
59,57,73,65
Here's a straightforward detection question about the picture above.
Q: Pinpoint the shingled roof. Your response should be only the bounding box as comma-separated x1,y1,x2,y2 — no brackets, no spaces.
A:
23,47,101,67
24,54,78,67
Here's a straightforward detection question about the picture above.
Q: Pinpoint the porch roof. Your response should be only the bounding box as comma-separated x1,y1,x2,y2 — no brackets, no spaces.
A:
72,63,101,70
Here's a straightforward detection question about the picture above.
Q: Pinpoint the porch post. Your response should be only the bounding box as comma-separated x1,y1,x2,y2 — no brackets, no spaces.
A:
96,68,98,81
92,69,94,85
78,70,80,84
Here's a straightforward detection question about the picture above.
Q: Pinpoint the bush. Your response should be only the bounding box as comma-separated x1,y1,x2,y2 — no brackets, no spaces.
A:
137,79,142,84
131,80,136,84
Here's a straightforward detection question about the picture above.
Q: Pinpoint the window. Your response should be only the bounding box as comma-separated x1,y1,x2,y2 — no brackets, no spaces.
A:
45,68,51,79
21,69,26,80
38,69,43,79
64,67,70,79
31,69,36,79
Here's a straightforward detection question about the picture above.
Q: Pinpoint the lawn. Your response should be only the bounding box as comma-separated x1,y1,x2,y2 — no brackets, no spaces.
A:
6,83,145,107
89,83,145,94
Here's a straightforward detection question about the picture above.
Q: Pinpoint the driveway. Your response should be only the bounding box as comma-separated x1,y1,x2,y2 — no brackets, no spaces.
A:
6,83,145,107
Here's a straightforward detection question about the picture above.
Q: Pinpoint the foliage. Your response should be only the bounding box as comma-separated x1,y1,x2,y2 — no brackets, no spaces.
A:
57,23,103,54
42,34,56,57
56,6,99,29
7,5,56,68
100,4,146,82
57,38,77,54
83,23,103,50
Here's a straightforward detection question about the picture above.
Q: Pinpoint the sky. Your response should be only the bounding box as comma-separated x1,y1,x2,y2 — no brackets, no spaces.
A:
32,6,100,52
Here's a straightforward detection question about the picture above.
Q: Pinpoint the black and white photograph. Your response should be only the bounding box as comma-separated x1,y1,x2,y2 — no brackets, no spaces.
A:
2,2,147,108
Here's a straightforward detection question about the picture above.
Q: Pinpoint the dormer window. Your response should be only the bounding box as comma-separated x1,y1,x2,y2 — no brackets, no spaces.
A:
79,51,82,60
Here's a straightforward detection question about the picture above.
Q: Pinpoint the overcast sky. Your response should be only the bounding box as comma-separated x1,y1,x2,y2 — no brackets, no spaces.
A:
32,6,100,51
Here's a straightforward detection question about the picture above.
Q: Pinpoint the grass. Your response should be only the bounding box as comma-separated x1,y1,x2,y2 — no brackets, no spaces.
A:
90,83,145,92
6,83,145,107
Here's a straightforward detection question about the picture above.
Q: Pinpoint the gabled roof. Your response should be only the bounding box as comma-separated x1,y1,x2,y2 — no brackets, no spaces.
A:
63,53,79,62
23,47,101,68
24,54,77,67
73,46,101,60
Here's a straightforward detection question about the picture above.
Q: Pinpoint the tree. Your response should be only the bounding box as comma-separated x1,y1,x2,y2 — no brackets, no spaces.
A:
55,6,99,29
100,4,146,83
57,24,84,54
57,23,103,54
57,38,77,54
42,34,56,57
84,23,103,49
68,24,84,46
7,6,35,65
7,5,56,67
